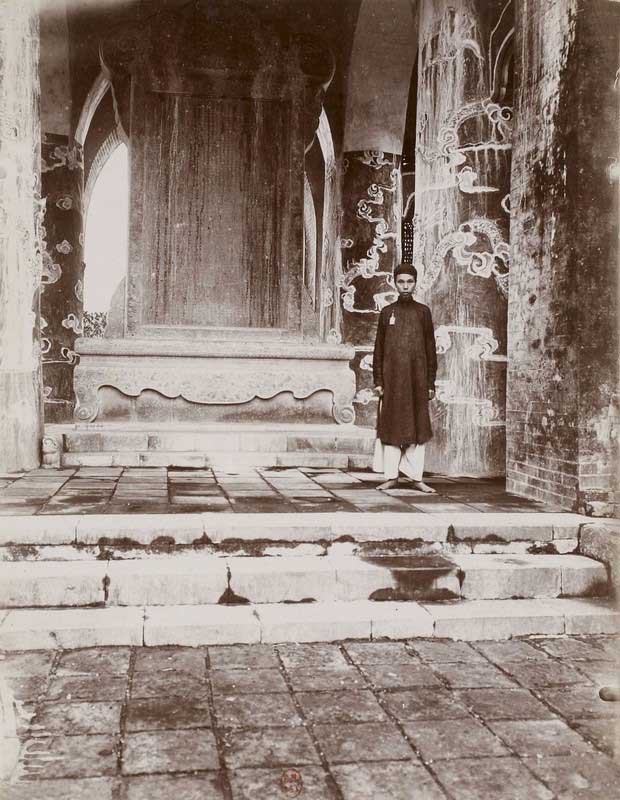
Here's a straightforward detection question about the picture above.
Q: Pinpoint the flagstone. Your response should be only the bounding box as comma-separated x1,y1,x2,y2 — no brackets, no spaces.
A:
456,688,554,721
120,774,226,800
208,644,280,670
487,719,595,756
19,734,118,779
228,766,336,800
431,756,553,800
125,697,212,732
30,702,122,737
403,717,509,760
5,777,116,799
213,692,301,728
222,726,320,769
122,729,219,774
295,690,387,724
312,721,413,763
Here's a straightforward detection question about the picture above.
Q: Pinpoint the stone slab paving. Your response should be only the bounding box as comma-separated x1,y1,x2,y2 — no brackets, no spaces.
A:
0,468,557,516
1,635,618,799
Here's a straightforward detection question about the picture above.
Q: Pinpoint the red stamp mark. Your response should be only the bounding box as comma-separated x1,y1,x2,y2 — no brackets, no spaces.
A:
279,767,303,797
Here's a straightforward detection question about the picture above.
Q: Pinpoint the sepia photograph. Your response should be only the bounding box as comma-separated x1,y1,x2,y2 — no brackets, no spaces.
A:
0,0,619,797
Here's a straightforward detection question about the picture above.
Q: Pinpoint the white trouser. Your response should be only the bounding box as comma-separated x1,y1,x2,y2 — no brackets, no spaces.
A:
383,443,425,481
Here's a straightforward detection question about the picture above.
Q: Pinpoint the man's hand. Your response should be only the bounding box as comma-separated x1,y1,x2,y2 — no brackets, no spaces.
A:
428,389,435,400
375,386,384,397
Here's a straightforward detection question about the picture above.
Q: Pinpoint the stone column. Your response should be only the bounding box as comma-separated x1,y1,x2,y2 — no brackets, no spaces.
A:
507,0,619,512
40,135,84,422
414,0,512,476
340,150,401,427
0,0,43,473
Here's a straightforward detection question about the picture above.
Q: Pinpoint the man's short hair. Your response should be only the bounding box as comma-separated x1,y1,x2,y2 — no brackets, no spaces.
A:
393,262,418,281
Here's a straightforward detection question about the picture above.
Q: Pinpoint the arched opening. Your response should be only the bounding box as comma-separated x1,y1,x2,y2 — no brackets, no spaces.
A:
83,141,129,336
303,136,326,308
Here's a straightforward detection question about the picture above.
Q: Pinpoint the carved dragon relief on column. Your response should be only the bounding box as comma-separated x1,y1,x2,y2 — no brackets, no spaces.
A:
415,0,514,298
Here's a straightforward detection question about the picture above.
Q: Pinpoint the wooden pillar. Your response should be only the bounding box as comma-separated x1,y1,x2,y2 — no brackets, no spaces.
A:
0,0,43,473
340,150,402,427
40,135,84,422
414,0,512,477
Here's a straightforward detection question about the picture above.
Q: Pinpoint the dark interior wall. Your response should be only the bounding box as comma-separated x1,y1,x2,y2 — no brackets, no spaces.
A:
64,0,361,161
401,56,417,262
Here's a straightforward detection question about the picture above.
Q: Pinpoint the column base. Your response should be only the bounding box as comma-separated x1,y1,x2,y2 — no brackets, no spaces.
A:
0,369,42,472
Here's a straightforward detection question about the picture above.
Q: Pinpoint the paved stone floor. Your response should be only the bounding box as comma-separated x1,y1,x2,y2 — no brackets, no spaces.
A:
0,468,558,516
1,636,619,799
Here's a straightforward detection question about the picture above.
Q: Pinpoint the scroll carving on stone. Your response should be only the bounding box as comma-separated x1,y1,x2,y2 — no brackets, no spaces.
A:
73,343,357,425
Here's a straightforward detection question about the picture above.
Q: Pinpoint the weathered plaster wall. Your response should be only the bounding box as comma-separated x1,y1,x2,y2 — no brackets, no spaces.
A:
0,0,43,472
507,0,620,511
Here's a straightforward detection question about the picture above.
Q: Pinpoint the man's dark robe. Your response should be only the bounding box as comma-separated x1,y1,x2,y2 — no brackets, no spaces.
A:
372,296,437,447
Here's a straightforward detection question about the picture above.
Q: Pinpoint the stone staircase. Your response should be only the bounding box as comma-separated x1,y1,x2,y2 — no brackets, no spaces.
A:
0,511,618,650
44,423,376,469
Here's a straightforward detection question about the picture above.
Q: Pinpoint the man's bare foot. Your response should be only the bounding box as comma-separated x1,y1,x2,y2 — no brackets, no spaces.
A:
411,481,436,494
377,479,399,491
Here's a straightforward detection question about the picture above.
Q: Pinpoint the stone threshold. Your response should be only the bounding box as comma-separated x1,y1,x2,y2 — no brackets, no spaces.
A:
1,598,618,650
0,511,591,546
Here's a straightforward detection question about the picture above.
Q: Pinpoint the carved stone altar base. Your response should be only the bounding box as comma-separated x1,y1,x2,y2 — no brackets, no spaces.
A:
74,338,356,425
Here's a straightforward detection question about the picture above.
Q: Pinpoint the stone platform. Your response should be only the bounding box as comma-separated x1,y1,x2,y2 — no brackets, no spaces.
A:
0,466,557,515
44,422,376,470
0,467,618,650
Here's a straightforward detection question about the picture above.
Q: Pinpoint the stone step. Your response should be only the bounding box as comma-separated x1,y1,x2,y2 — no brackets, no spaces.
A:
59,450,373,469
0,511,587,550
1,597,618,650
0,553,607,607
47,423,375,469
58,427,375,455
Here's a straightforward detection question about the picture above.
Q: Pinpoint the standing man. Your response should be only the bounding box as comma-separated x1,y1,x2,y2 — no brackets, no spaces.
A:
373,263,437,492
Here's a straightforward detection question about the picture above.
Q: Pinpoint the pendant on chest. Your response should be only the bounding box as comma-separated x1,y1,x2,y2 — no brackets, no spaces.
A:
389,313,396,326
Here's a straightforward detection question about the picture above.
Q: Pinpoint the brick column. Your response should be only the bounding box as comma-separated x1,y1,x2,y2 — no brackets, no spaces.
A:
340,150,401,428
414,0,512,477
0,0,43,472
40,134,85,422
507,0,619,512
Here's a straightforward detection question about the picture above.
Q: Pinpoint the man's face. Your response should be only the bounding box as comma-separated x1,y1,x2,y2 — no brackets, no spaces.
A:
395,274,416,297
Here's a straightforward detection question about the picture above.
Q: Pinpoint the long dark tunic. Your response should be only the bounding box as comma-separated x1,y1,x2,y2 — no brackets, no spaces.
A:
372,297,437,447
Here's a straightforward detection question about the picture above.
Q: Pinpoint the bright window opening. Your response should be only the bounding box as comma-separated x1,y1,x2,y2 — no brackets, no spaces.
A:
84,143,129,313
